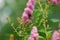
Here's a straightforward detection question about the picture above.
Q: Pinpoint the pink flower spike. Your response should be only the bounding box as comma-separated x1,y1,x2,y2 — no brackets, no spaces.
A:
28,26,39,40
21,0,36,24
51,31,57,40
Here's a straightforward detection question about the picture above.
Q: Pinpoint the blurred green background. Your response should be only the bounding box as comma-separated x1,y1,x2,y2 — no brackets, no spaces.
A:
0,0,60,40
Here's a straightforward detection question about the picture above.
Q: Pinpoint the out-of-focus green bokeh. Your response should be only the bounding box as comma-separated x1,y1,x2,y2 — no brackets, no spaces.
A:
0,0,60,40
0,0,27,40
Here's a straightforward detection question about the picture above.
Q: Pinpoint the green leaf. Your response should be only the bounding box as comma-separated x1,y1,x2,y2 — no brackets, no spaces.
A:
38,31,46,38
46,31,52,40
39,36,45,39
50,19,60,22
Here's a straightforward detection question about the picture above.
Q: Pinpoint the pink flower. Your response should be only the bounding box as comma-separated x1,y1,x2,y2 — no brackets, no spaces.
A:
24,7,33,14
27,0,35,5
31,0,36,5
22,0,35,24
51,30,60,40
28,26,39,40
51,0,60,5
52,0,58,4
27,3,34,10
22,12,29,20
51,31,57,40
22,12,30,24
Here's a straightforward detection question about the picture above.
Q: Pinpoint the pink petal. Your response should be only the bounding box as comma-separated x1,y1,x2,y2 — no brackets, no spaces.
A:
51,0,60,4
22,12,29,19
24,7,33,14
31,0,36,5
27,3,34,10
51,31,57,40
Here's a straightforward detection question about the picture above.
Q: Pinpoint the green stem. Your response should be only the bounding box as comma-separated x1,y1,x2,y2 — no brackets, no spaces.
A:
42,1,50,40
7,17,19,35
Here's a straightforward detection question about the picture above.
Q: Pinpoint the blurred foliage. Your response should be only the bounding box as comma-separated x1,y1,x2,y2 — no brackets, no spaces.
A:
0,0,60,40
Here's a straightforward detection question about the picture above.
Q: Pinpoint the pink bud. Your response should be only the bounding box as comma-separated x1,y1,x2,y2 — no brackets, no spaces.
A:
24,7,33,14
27,3,34,10
31,0,36,5
28,26,38,40
27,0,35,5
22,12,30,24
22,12,29,19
